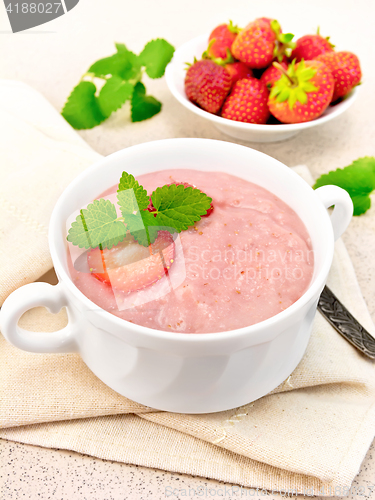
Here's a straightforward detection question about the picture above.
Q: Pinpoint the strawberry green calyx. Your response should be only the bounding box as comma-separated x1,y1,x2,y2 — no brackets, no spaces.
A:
271,19,296,61
316,26,335,49
202,40,214,60
270,19,282,36
202,40,235,66
211,49,235,66
184,57,198,69
270,59,318,109
228,19,241,34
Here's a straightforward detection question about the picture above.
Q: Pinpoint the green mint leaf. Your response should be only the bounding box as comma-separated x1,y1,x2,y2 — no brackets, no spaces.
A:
61,81,105,130
88,44,141,81
139,38,175,79
117,172,163,246
151,184,212,232
115,43,142,80
313,157,375,216
88,51,131,79
124,211,162,247
131,82,162,122
97,76,134,118
351,194,372,216
115,43,127,52
117,172,150,213
67,199,126,249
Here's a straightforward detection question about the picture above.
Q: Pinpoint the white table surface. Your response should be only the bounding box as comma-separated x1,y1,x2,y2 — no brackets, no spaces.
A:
1,0,375,498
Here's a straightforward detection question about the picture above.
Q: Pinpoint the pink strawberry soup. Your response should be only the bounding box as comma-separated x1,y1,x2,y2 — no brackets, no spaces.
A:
67,169,314,333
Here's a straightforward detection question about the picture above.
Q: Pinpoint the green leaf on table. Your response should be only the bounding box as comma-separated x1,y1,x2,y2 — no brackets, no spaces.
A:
67,199,126,249
62,37,173,129
97,76,134,117
139,38,175,78
131,82,162,122
115,43,142,80
313,156,375,216
150,184,212,231
88,51,131,79
350,194,372,215
117,172,150,213
62,81,105,129
115,43,128,53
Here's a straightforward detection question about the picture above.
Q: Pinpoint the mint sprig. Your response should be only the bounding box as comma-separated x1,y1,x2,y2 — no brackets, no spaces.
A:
67,199,127,249
67,173,212,249
313,157,375,216
62,39,175,129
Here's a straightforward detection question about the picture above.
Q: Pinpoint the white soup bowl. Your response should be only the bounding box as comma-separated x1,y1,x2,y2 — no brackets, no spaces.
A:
0,139,353,413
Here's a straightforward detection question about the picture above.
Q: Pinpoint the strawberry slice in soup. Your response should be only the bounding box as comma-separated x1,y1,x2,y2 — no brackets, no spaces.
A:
87,231,175,294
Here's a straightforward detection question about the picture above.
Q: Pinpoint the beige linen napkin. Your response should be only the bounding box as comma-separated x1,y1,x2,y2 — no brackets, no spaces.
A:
1,80,375,495
0,80,101,305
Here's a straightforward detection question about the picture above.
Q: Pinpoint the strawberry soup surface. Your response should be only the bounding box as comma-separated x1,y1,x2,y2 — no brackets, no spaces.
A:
67,169,314,334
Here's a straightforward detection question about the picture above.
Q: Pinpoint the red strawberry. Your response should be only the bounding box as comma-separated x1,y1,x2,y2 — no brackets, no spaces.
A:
260,61,288,88
185,59,232,113
147,182,214,216
268,60,334,123
202,205,214,217
87,232,175,293
231,18,275,69
221,77,270,124
315,51,361,101
206,21,240,60
225,62,253,84
202,31,252,85
257,17,274,25
291,29,334,62
231,18,295,69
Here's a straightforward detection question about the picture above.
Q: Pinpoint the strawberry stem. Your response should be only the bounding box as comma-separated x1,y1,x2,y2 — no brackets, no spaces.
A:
228,19,241,34
273,62,294,85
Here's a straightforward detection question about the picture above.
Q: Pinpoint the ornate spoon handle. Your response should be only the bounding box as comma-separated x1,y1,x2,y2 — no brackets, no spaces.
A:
318,286,375,360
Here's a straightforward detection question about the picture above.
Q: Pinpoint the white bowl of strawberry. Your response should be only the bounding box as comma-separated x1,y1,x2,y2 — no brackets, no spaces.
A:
165,18,361,143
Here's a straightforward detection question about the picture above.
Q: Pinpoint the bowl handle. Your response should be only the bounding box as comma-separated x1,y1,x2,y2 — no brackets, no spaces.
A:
0,282,78,353
314,185,353,241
